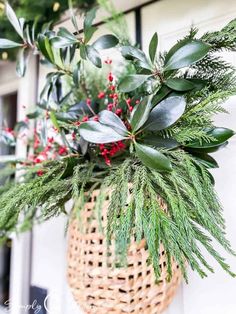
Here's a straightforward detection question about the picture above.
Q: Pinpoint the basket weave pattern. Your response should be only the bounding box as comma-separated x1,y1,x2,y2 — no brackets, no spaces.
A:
67,190,182,314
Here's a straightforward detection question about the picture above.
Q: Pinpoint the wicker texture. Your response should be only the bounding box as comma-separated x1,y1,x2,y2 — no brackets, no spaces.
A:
67,190,182,314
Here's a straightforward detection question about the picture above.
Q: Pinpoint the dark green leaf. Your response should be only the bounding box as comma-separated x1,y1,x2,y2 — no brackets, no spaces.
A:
121,46,152,70
58,27,77,41
73,61,81,86
118,75,150,92
79,121,127,144
192,153,219,168
16,48,28,77
151,85,171,108
98,110,128,136
130,97,153,132
164,38,190,65
51,36,77,48
164,40,210,71
144,96,186,131
0,130,15,146
27,110,40,119
86,45,102,68
186,127,235,149
80,44,87,59
84,7,97,31
93,34,119,50
135,142,172,171
38,34,54,63
54,112,78,122
165,78,195,91
142,134,179,149
6,2,24,39
84,26,97,43
14,121,28,133
0,38,22,49
149,32,158,63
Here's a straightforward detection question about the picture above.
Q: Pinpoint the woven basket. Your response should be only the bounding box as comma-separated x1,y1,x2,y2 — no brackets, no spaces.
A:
67,189,182,314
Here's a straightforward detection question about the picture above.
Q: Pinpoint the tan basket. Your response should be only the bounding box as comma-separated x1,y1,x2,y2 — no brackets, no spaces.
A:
67,189,182,314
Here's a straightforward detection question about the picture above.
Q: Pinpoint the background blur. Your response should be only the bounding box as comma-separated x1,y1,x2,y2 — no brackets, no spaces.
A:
0,0,236,313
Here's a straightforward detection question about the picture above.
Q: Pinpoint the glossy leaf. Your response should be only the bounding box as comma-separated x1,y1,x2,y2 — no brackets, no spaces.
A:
84,26,97,43
149,32,158,63
98,110,128,136
151,85,171,108
0,38,22,49
58,27,77,41
165,78,195,91
16,48,28,77
68,0,79,33
79,121,127,144
118,75,150,92
93,34,119,50
38,34,54,63
130,97,153,132
84,7,97,30
73,61,81,86
164,40,210,71
51,36,77,48
144,96,186,131
135,142,172,171
0,130,15,146
142,134,179,149
121,46,152,70
86,45,102,68
192,153,219,169
5,2,24,39
186,127,235,149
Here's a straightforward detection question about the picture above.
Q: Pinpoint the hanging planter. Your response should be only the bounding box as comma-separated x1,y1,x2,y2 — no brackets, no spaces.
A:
67,190,182,314
0,3,236,313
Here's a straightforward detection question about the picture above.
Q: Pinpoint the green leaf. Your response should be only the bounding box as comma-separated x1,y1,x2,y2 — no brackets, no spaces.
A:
86,45,102,68
84,6,97,31
165,78,195,91
130,97,153,132
0,38,22,49
5,2,24,39
79,121,127,144
84,26,97,43
38,34,54,63
98,110,128,136
186,127,235,151
50,111,60,131
142,134,179,149
68,0,79,33
26,110,40,119
0,130,15,146
121,46,152,70
164,40,210,71
192,153,219,168
135,142,172,171
51,37,77,48
73,61,81,86
80,44,87,59
144,96,186,131
151,85,171,107
16,48,28,77
58,27,77,41
93,34,119,50
149,32,158,63
118,75,150,92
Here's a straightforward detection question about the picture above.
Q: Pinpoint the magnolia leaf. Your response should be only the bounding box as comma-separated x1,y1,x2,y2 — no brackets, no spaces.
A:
84,26,97,43
149,32,158,63
16,48,28,77
151,85,171,107
79,121,127,144
165,78,195,91
51,36,77,48
98,110,128,136
86,45,102,68
164,40,210,71
144,96,186,131
93,34,119,50
58,27,77,41
186,127,235,152
0,38,22,49
130,97,153,132
135,142,172,171
142,134,179,149
5,2,24,39
121,46,152,70
118,75,150,92
192,153,219,169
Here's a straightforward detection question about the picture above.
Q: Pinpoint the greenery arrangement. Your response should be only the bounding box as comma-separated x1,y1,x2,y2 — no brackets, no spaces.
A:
0,0,96,60
0,2,236,281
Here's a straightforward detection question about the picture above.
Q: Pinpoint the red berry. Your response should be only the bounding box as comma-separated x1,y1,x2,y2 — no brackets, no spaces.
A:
115,108,122,116
82,116,89,122
86,98,91,106
108,72,114,82
107,103,113,111
98,92,105,99
37,170,44,177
